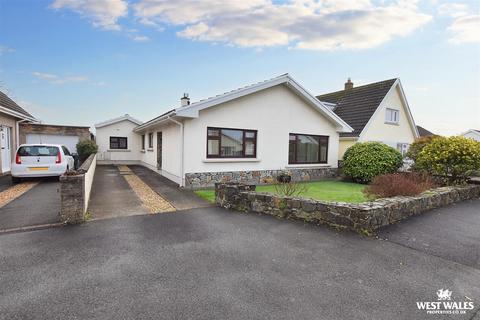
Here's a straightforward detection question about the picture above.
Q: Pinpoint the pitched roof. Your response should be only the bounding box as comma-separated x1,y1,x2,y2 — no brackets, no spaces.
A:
95,114,143,128
0,90,35,119
135,74,353,133
416,125,435,137
316,79,397,137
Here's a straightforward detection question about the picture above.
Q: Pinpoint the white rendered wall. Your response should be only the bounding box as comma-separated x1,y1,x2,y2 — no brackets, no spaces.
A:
360,85,417,148
95,120,142,162
139,122,182,184
183,84,340,174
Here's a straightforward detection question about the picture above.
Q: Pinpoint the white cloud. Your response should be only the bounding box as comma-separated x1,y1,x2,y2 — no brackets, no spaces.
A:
447,14,480,44
0,45,15,55
133,0,431,50
50,0,128,30
437,3,469,18
33,72,88,85
131,35,150,42
438,3,480,44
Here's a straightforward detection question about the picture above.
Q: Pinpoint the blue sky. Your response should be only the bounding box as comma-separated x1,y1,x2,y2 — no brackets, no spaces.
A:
0,0,479,135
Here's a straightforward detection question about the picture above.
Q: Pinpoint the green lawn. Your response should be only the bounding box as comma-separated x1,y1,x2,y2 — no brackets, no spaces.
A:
194,180,367,203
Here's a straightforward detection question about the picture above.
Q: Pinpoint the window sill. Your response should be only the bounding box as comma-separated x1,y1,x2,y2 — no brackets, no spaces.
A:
384,121,399,126
140,150,146,153
285,163,331,169
147,148,154,152
203,158,261,163
107,149,131,152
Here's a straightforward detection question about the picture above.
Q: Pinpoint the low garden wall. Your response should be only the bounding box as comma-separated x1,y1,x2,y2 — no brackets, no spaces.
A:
185,167,338,189
60,154,96,224
215,182,480,233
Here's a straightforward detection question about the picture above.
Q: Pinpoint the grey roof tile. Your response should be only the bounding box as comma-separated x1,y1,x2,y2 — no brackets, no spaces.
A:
317,79,397,137
0,91,34,118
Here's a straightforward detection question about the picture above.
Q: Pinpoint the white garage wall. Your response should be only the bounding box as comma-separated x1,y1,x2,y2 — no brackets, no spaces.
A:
26,134,80,153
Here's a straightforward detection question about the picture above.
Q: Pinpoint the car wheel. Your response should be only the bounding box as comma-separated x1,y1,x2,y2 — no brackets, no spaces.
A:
11,176,21,184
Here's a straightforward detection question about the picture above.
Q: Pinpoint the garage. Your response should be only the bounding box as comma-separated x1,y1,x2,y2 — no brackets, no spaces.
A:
20,123,91,154
26,134,81,153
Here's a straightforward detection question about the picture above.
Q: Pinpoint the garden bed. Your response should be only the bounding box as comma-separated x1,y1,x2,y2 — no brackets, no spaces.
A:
215,182,480,234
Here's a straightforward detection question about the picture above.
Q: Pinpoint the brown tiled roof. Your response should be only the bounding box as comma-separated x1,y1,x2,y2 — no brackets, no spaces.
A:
0,91,35,118
317,79,397,137
416,125,435,137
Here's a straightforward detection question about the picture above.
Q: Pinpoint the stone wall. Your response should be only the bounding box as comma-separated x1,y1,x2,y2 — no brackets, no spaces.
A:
19,123,91,145
60,154,96,224
185,167,338,189
215,182,480,233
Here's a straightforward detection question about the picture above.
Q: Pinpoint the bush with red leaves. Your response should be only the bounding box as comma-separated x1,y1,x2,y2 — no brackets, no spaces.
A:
365,172,436,198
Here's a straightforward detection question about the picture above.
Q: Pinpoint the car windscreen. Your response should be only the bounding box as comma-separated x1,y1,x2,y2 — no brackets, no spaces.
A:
18,146,59,157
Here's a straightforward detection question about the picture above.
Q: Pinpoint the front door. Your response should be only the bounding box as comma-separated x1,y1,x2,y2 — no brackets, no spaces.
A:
1,126,11,173
157,132,162,170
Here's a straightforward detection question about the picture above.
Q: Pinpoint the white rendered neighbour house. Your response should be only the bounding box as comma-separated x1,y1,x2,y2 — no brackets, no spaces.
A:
317,78,419,159
95,74,353,188
461,129,480,142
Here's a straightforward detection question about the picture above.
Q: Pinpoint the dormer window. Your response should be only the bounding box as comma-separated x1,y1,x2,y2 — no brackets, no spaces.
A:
385,108,399,124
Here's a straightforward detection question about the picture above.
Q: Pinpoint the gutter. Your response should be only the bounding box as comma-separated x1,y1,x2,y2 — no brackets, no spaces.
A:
133,110,176,133
15,119,30,148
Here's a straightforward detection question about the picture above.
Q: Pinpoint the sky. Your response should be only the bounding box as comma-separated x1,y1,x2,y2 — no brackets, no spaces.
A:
0,0,479,135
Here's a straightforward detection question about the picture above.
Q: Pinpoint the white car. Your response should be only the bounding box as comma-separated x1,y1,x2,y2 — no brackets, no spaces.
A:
11,144,75,183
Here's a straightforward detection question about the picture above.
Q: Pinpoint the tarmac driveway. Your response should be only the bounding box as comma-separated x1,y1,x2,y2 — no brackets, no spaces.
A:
1,199,479,319
0,178,61,231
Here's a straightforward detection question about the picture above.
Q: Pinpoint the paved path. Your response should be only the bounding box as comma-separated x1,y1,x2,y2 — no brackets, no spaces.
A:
88,165,149,219
1,200,479,319
0,180,60,230
128,165,212,210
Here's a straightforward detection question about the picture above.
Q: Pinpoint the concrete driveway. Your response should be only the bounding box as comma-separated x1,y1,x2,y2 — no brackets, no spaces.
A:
1,199,479,319
0,178,61,231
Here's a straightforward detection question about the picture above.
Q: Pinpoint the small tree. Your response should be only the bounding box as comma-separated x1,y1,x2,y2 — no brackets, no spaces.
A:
76,139,98,162
343,142,403,184
415,136,480,184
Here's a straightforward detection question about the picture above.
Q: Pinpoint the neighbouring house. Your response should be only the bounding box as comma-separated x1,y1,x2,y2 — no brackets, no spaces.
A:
19,123,91,153
0,91,37,174
317,78,419,159
95,74,353,188
95,114,143,164
416,125,435,137
461,129,480,142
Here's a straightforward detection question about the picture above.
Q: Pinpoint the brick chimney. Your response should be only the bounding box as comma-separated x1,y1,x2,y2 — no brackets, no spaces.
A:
345,78,353,90
180,93,190,107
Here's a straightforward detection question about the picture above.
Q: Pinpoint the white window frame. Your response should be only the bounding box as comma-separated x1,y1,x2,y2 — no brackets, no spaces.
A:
397,142,409,156
385,108,400,124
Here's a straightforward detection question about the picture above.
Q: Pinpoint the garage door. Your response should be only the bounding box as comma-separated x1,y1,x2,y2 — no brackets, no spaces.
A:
26,134,80,153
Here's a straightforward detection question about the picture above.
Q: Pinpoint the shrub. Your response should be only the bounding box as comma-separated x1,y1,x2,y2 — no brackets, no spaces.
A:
415,136,480,184
365,172,436,198
343,142,403,184
273,181,309,197
76,139,98,162
406,135,439,163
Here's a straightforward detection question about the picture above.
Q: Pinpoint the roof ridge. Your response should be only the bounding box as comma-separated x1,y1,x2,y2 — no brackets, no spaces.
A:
317,78,398,98
186,74,290,107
